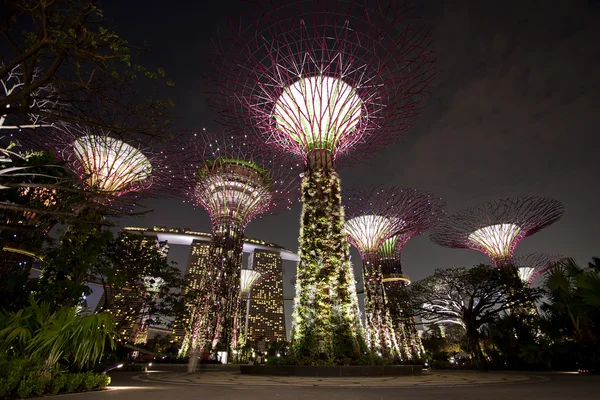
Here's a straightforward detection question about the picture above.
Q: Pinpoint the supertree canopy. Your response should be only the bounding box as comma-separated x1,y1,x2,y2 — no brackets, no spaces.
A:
345,187,430,357
177,131,297,356
211,0,434,361
345,187,444,360
238,268,262,349
240,269,261,298
430,196,565,267
514,253,565,287
70,135,151,196
19,123,173,213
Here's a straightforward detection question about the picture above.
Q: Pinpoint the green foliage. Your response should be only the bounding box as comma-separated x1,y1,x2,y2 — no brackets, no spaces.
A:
39,224,113,309
1,144,84,312
291,168,365,363
16,372,49,398
0,297,116,372
540,257,600,370
96,231,182,342
0,357,43,398
37,227,182,343
50,374,68,395
63,374,83,393
0,354,108,398
424,256,600,371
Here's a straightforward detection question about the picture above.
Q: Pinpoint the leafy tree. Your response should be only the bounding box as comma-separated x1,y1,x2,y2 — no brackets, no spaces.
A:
1,142,84,311
94,231,182,343
37,228,183,343
141,334,179,358
409,265,540,369
38,221,113,309
420,325,447,362
0,0,173,137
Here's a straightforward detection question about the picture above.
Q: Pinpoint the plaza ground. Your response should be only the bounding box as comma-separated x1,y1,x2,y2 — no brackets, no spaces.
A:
45,366,600,400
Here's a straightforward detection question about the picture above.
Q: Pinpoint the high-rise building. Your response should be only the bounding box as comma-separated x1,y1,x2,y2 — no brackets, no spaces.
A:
120,226,298,351
95,235,170,344
245,250,286,343
171,240,212,344
96,286,140,342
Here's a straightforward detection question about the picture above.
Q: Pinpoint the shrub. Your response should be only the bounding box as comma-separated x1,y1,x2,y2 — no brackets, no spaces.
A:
97,374,111,388
0,357,44,398
16,374,44,398
64,373,84,393
0,378,11,399
83,372,98,390
0,355,109,398
51,374,68,395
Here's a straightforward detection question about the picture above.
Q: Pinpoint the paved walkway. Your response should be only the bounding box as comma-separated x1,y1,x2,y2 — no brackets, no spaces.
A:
43,370,600,400
138,369,545,388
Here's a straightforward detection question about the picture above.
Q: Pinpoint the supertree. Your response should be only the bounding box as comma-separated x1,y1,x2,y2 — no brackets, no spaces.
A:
430,197,565,268
344,187,437,358
132,276,166,345
514,253,566,287
176,131,297,357
211,0,434,360
378,194,445,360
18,122,175,216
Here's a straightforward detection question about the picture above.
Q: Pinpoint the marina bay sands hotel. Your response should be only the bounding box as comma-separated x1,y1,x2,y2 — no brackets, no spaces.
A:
122,226,298,345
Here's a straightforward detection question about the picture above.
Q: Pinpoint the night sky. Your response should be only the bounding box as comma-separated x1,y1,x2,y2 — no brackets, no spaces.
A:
103,0,599,292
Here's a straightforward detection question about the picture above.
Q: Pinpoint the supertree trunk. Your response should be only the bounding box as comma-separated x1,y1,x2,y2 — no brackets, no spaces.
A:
210,221,245,351
132,305,151,345
381,258,424,361
183,223,245,356
362,253,399,358
291,162,364,360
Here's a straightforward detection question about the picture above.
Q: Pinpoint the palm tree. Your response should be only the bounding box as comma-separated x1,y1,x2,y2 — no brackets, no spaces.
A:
543,258,600,370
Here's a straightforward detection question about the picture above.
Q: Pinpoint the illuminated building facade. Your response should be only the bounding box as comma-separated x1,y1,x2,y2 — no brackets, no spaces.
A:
245,250,286,343
96,286,140,342
171,240,212,345
120,227,298,351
